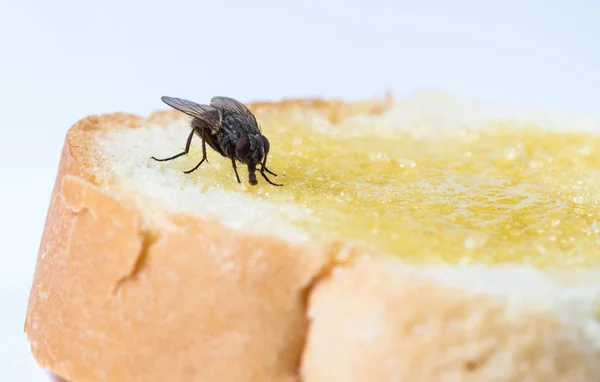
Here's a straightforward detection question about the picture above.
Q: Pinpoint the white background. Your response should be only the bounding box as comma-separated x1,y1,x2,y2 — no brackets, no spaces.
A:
1,0,599,380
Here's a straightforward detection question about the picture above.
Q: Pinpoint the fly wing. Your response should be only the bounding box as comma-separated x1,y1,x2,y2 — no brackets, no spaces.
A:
210,96,259,130
210,96,252,115
161,96,222,126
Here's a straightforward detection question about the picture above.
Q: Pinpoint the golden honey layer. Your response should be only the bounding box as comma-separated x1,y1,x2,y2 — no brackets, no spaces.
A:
169,112,600,268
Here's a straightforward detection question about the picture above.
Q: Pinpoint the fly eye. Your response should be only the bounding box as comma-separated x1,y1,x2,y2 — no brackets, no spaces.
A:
235,136,251,159
261,135,270,155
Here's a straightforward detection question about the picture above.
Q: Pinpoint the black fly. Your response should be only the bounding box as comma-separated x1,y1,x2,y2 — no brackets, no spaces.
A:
152,96,282,186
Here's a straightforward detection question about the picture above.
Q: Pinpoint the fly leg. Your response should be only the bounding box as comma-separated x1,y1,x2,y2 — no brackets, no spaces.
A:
263,166,278,177
258,154,277,176
259,168,282,186
151,128,195,162
184,126,210,174
230,157,241,183
260,155,282,186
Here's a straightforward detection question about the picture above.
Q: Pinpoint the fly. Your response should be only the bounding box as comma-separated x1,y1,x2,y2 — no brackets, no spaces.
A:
152,96,282,186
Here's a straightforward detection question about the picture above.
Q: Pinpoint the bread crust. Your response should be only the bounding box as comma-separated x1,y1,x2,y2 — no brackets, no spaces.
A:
25,95,600,382
24,109,338,382
301,259,600,382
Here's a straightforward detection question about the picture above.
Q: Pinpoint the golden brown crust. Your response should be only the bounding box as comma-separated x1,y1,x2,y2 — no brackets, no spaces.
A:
247,92,393,123
301,260,600,382
25,112,335,382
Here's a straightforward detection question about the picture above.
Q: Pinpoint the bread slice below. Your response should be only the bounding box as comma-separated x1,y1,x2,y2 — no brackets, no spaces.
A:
25,92,600,382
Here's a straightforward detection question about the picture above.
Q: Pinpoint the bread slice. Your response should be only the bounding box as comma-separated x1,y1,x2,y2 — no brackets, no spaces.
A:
25,92,600,382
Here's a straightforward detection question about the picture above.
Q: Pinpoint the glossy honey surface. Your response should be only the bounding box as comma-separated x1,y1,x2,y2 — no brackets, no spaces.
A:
173,108,600,268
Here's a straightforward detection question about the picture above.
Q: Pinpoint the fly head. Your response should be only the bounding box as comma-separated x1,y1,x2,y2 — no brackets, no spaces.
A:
235,134,271,186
